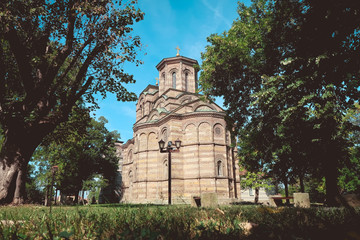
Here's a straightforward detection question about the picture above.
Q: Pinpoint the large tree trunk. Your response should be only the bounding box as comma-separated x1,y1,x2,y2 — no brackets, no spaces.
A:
44,185,50,206
0,161,19,204
12,165,26,204
299,175,305,193
323,138,341,207
324,155,340,207
0,139,32,204
284,178,290,205
75,190,79,204
0,127,48,205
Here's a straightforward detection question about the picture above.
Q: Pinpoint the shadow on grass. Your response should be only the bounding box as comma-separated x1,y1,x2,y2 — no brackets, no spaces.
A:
90,203,167,208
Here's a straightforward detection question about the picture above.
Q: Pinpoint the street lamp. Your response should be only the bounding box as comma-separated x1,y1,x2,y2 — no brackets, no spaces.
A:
158,138,181,205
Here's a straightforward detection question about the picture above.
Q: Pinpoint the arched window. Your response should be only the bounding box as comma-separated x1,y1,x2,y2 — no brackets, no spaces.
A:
217,160,223,176
162,72,165,86
127,150,133,163
172,72,176,89
185,72,188,91
142,103,145,116
139,105,142,117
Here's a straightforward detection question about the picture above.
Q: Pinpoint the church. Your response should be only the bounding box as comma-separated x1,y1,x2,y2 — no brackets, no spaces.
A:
120,52,241,204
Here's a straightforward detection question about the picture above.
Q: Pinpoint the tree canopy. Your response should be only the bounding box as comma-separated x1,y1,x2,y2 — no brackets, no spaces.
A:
32,113,120,203
0,0,144,204
200,0,360,205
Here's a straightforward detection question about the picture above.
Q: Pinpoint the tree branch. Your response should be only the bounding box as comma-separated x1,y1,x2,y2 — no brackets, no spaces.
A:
5,27,34,94
44,3,77,92
67,43,106,103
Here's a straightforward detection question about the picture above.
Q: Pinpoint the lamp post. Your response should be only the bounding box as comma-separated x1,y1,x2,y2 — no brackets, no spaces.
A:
158,138,181,205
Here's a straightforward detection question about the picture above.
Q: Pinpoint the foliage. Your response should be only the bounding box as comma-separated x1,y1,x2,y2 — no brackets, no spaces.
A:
0,204,359,239
84,175,109,204
240,169,273,203
338,147,360,194
31,112,120,199
0,0,144,203
200,0,360,205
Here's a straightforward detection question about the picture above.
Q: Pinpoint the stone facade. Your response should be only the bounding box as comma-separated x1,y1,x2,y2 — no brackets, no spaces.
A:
120,55,240,204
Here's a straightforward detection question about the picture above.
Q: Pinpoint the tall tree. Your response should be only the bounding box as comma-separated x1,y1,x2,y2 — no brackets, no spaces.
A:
0,0,144,204
200,0,360,206
32,114,120,204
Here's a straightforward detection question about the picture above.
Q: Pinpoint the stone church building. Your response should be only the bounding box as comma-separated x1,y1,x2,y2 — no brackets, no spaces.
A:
120,54,241,204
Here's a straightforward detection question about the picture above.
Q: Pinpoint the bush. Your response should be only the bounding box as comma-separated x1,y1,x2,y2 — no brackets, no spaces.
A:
0,204,359,239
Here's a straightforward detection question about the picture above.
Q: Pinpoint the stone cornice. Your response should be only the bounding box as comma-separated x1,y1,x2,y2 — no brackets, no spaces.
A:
133,111,226,132
156,56,198,71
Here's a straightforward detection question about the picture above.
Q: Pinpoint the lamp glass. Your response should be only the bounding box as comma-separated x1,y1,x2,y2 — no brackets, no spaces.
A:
158,139,165,150
175,139,181,149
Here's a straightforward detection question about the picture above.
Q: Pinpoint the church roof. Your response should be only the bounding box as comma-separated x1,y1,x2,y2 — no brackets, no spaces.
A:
156,56,199,71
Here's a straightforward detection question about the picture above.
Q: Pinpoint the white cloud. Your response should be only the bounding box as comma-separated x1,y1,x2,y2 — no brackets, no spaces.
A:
201,0,233,29
120,105,136,118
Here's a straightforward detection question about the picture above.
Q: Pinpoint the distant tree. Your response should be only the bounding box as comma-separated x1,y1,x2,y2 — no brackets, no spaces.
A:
83,175,109,204
338,104,360,194
240,169,273,204
0,0,144,204
200,0,360,206
32,114,119,204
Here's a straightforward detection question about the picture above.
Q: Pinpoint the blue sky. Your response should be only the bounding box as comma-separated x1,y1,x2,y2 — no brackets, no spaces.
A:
92,0,251,142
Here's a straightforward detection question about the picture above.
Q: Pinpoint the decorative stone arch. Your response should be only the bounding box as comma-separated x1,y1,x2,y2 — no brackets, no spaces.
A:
178,95,193,105
161,72,166,86
148,132,157,150
127,149,133,163
182,69,192,92
138,96,145,108
139,133,147,151
154,99,165,109
194,105,216,112
138,96,145,117
169,68,178,89
198,122,212,143
148,111,160,122
215,154,225,177
184,123,197,144
160,127,168,143
213,123,225,144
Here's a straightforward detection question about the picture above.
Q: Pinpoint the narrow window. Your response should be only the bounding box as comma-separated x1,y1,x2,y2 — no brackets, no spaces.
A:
172,72,176,89
185,72,188,91
217,160,223,176
142,103,145,116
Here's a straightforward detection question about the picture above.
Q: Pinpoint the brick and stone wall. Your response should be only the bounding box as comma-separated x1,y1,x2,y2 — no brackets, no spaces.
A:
119,55,241,204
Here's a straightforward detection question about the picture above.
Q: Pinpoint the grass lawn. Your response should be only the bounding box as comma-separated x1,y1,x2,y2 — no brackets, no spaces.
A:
0,204,359,239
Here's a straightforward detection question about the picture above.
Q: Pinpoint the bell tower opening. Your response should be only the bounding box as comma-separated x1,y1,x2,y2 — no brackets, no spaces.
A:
156,54,199,96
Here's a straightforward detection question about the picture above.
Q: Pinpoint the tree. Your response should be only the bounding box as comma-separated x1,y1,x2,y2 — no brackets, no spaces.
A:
0,0,144,204
31,114,120,204
200,0,360,206
240,169,273,203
